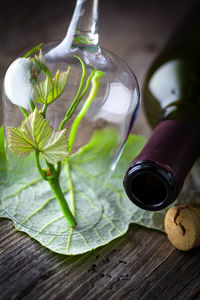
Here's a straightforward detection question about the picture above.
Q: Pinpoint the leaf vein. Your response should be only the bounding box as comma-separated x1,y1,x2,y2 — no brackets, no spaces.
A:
103,213,122,234
2,177,42,200
33,215,65,237
76,212,105,242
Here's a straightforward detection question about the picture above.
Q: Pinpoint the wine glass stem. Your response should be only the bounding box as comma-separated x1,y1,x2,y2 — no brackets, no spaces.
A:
76,0,99,34
46,0,99,60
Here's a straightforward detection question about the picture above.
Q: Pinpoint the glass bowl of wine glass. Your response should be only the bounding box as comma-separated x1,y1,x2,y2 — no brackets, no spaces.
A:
1,0,140,239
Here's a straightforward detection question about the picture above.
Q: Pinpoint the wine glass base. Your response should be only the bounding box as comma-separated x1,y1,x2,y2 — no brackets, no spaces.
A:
1,195,103,237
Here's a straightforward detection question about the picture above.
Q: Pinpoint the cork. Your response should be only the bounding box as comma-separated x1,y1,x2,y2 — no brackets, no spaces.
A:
164,203,200,251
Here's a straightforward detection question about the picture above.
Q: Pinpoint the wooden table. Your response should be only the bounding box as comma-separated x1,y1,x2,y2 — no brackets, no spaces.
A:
1,1,200,299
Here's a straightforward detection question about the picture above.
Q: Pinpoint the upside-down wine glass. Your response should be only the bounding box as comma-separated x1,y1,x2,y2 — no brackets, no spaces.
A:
2,0,140,237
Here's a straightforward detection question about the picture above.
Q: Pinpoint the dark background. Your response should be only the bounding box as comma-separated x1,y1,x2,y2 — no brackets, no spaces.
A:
0,0,197,132
1,1,200,299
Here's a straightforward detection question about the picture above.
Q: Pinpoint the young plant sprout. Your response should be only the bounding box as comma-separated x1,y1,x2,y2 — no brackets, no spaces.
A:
6,44,104,228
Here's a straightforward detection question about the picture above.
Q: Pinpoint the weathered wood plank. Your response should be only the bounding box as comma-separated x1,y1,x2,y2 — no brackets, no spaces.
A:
1,222,200,300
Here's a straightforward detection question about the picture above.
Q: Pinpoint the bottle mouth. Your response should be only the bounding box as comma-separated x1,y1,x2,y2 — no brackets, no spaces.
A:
123,160,178,211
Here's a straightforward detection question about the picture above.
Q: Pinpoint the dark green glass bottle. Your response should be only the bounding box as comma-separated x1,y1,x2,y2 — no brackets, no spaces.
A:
123,4,200,210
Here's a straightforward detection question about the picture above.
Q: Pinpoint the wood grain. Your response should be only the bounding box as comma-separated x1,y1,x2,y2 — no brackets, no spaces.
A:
1,0,200,299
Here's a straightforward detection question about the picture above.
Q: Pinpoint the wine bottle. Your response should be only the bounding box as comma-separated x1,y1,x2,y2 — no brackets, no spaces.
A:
123,4,200,211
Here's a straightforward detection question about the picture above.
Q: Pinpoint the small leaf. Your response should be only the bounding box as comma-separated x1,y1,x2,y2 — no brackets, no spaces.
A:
33,76,52,104
33,68,70,105
7,107,68,164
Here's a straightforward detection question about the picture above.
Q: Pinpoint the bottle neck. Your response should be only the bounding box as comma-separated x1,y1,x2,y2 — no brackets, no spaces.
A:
124,119,200,210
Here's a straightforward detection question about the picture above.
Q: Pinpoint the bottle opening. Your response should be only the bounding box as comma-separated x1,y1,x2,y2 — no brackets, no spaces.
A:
123,160,178,210
130,172,168,206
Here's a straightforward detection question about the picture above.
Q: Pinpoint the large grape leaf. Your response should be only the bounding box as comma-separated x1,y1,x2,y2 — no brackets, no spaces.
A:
0,126,166,255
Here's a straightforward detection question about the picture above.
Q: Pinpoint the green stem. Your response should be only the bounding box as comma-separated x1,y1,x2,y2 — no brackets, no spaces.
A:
59,67,97,130
23,43,43,58
35,151,47,180
57,161,61,177
45,159,57,177
48,176,76,227
76,67,97,102
42,104,48,118
66,159,75,216
35,154,76,227
59,56,86,130
44,159,76,227
68,70,104,154
20,106,29,118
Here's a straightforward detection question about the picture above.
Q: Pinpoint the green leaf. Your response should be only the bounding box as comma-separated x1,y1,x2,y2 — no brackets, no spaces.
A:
0,126,8,218
7,107,68,164
0,126,6,170
0,127,167,255
33,68,70,105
